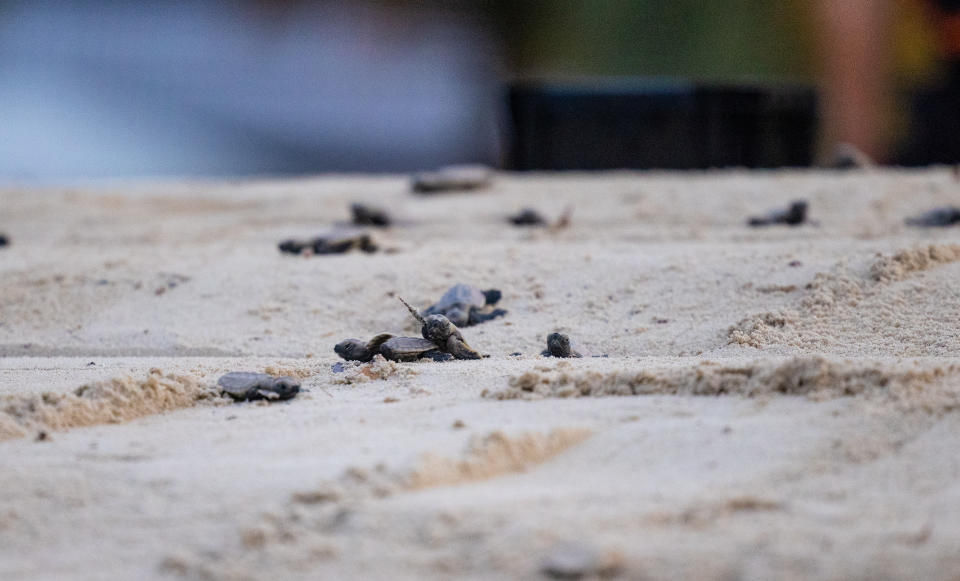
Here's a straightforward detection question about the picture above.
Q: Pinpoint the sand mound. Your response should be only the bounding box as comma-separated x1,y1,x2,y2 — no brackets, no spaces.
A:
406,429,592,489
488,357,960,409
870,243,960,282
332,355,416,384
0,370,217,440
166,429,591,579
728,243,960,355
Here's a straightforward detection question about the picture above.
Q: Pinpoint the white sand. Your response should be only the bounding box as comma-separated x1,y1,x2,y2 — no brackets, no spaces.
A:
2,169,960,579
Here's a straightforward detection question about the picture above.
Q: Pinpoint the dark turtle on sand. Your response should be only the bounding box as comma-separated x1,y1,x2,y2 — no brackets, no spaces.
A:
748,200,808,227
279,231,377,255
542,332,589,358
0,233,8,247
423,283,506,327
509,208,548,226
401,297,481,360
351,203,391,227
218,372,300,401
334,333,395,362
905,207,960,227
411,165,492,194
508,206,573,229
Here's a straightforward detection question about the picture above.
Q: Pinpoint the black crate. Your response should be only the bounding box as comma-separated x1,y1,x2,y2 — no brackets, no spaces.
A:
507,80,818,170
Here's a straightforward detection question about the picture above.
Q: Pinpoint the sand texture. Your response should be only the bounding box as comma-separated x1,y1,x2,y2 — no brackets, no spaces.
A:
2,169,960,579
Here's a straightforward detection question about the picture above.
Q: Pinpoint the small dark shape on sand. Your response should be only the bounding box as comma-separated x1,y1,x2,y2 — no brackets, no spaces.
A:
509,208,548,226
217,372,300,402
509,206,573,230
788,260,803,267
542,332,588,358
905,207,960,227
0,233,8,247
279,232,378,255
424,283,506,327
411,165,492,194
748,200,808,227
828,143,874,169
351,203,391,227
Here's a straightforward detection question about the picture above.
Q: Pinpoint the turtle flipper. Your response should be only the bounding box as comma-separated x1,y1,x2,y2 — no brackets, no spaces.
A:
469,308,507,325
365,333,395,354
446,334,481,360
424,350,455,362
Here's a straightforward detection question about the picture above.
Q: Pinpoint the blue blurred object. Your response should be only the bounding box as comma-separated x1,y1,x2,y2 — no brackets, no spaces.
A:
0,1,502,181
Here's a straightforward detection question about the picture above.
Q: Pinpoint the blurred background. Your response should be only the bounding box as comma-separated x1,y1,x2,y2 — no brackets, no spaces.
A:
0,0,958,181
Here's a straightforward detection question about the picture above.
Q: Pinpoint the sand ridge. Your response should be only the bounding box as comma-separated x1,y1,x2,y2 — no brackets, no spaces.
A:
0,369,218,440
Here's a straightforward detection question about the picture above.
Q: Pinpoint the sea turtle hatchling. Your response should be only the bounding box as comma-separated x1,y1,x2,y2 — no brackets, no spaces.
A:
278,231,378,255
747,200,808,227
423,283,506,327
217,372,301,401
905,206,960,227
542,332,589,358
400,297,481,360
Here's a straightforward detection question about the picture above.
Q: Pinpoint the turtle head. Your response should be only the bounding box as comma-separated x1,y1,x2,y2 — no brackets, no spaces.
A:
335,338,372,362
422,314,455,345
269,377,301,400
546,332,571,357
786,201,808,224
481,288,502,306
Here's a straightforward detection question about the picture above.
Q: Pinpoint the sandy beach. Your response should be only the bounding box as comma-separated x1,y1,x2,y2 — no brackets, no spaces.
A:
2,169,960,580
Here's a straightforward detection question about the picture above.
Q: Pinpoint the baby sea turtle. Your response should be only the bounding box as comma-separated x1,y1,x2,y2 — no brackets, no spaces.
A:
0,233,8,247
411,165,492,194
217,372,300,401
508,206,573,230
278,231,377,255
401,297,481,360
509,208,548,226
351,203,391,227
542,333,589,358
905,207,960,227
423,283,506,327
748,200,808,227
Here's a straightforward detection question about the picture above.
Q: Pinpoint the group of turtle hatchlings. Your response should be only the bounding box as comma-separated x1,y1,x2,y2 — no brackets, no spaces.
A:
221,166,960,401
333,283,592,364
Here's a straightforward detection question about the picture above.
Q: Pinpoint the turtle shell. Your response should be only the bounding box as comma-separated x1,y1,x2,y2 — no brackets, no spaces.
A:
430,284,486,311
380,337,440,362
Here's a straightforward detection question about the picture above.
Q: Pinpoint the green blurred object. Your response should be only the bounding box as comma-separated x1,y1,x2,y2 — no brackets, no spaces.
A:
492,0,814,81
